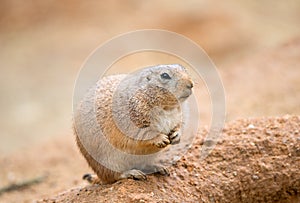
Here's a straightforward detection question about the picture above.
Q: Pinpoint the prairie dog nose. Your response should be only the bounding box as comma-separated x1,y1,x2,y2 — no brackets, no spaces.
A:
186,81,194,89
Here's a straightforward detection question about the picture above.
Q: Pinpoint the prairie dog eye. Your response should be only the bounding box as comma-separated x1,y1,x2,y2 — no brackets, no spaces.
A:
160,73,171,80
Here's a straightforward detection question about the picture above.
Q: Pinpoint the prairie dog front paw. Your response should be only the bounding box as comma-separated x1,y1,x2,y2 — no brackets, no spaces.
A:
153,134,171,148
169,130,181,144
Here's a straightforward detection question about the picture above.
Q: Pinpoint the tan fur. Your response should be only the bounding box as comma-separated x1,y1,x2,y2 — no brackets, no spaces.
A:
74,64,193,184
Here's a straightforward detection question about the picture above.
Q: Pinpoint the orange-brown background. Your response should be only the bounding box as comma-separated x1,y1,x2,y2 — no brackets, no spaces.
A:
0,0,299,154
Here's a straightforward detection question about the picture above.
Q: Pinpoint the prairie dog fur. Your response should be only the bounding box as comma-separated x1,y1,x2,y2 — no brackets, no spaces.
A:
74,64,194,184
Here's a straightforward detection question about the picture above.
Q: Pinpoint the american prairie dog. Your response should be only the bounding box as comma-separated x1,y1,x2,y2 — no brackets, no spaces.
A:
74,64,194,184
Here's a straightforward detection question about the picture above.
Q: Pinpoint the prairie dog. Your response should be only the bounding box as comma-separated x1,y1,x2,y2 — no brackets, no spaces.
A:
74,64,193,184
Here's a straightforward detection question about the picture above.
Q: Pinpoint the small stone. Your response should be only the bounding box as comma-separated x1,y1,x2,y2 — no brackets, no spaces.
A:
178,174,185,180
252,175,259,180
247,124,256,129
233,171,237,176
265,130,272,135
222,171,228,177
173,155,181,162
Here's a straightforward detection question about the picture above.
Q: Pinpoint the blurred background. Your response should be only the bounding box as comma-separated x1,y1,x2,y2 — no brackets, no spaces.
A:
0,0,300,154
0,1,300,202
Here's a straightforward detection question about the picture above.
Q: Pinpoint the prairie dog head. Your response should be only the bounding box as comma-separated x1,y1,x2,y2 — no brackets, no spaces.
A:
139,64,194,102
112,64,194,129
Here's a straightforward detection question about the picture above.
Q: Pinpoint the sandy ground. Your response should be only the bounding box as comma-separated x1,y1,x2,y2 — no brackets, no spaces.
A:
0,1,300,202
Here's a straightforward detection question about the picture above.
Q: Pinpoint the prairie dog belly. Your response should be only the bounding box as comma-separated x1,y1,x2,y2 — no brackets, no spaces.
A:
150,106,182,134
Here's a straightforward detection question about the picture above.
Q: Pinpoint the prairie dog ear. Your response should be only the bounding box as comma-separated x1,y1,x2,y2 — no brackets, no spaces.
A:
137,70,152,83
144,71,153,81
146,75,151,81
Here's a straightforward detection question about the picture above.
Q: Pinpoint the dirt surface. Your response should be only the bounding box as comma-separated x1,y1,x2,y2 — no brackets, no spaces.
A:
36,115,300,203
